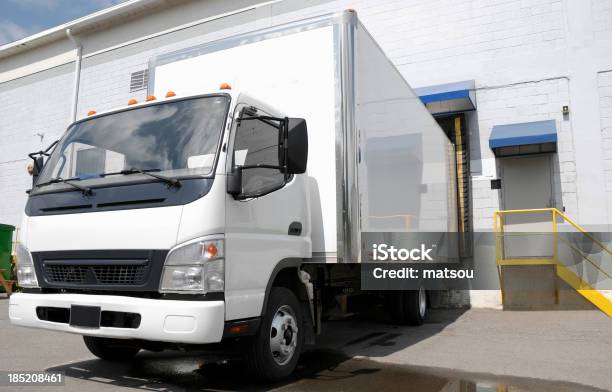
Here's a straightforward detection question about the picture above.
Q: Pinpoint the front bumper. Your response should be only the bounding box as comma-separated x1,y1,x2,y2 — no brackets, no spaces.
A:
9,293,224,344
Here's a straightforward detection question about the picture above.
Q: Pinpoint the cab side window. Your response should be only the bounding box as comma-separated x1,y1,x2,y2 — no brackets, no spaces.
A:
233,110,285,197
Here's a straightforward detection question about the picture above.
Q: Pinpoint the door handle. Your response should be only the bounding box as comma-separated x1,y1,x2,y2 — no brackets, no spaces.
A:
288,222,302,236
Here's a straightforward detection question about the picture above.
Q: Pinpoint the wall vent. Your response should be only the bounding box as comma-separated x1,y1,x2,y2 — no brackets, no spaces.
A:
129,69,148,92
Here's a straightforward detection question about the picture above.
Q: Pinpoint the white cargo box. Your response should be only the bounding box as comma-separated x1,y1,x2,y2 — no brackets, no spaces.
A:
149,11,457,263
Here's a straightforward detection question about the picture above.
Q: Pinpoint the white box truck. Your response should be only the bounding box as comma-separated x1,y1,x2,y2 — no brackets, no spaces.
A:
9,11,457,381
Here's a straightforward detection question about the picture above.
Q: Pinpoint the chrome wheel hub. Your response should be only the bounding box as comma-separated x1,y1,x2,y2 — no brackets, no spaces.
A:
269,305,298,366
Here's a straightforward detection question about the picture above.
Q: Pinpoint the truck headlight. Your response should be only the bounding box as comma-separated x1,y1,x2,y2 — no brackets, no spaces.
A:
15,243,39,288
160,237,224,293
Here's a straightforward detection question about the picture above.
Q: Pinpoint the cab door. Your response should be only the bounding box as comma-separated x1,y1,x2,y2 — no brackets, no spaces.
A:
224,105,310,321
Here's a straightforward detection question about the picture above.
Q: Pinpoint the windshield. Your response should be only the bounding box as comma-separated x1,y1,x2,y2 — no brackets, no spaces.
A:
36,95,229,190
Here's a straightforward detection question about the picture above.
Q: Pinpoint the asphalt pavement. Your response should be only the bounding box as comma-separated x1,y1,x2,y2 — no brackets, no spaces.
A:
1,298,610,392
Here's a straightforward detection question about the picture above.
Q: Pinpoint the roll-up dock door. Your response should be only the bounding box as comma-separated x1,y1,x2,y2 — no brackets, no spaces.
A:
436,114,472,258
415,80,476,258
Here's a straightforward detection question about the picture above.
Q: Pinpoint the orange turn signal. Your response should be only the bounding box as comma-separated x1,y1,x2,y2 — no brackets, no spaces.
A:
206,243,218,258
128,98,138,105
219,82,231,90
228,324,249,334
146,95,156,102
165,91,176,98
87,110,97,116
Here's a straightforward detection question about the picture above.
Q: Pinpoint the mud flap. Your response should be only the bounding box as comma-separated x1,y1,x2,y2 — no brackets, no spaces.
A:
301,302,316,345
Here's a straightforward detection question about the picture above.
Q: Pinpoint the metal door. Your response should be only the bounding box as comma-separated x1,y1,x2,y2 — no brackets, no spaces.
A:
500,155,554,258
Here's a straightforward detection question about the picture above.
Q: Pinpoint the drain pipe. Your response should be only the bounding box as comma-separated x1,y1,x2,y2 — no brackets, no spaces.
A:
66,28,82,123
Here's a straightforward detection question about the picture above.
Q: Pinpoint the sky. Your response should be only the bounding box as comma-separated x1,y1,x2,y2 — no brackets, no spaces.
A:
0,0,128,45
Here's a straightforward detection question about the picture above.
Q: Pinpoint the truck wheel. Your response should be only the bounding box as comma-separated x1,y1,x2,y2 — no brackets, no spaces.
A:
245,287,303,381
83,336,140,362
405,286,427,326
388,287,427,326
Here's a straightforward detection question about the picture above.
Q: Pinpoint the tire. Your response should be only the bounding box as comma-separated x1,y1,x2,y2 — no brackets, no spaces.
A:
83,336,140,362
388,287,427,326
245,287,303,382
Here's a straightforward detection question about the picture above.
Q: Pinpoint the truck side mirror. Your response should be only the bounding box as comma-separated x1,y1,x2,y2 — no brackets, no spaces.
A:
286,118,308,174
28,139,58,187
31,156,44,186
227,167,242,196
32,156,44,176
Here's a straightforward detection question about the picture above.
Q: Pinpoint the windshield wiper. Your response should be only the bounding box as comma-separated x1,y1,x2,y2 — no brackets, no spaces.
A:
101,168,181,188
35,177,93,196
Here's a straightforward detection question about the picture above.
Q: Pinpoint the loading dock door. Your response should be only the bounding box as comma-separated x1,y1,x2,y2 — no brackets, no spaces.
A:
500,155,554,258
436,114,471,258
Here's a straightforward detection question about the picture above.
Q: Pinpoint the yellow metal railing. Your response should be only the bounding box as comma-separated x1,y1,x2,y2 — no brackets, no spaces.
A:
494,208,611,259
493,208,612,316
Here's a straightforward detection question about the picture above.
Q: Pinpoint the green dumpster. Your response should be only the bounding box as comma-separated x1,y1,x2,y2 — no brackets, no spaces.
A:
0,224,15,293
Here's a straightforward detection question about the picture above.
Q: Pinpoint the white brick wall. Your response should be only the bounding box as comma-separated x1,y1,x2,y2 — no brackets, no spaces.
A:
599,71,612,223
0,65,73,226
356,0,566,69
592,0,612,41
471,177,501,230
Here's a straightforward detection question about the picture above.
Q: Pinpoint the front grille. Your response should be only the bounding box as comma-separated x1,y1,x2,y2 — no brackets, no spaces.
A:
33,250,167,292
44,263,148,285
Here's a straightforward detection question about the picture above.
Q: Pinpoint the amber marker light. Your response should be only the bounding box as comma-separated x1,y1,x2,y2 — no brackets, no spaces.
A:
219,82,231,90
229,324,249,334
165,91,176,98
87,110,97,116
206,243,218,258
146,95,156,101
128,98,138,105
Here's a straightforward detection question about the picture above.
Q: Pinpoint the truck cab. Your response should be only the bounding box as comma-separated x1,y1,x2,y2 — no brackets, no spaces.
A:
10,88,312,381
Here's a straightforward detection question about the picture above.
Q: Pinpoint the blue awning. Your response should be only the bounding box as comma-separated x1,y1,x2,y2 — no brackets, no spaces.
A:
414,80,476,115
489,120,557,149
